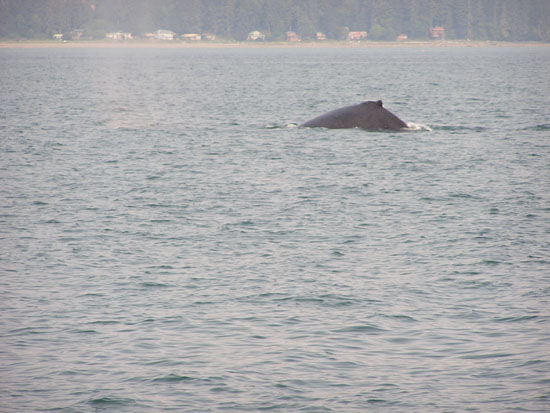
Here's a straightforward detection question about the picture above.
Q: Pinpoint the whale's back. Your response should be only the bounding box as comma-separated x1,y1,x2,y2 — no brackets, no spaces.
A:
300,100,407,131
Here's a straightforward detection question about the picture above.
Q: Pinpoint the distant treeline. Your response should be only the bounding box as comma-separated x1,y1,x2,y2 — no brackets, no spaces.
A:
1,0,549,42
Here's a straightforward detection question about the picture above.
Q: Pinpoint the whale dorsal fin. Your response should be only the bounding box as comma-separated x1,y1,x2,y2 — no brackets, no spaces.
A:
361,100,384,107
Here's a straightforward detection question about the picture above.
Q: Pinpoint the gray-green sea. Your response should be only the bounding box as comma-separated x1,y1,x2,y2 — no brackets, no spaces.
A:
1,46,549,412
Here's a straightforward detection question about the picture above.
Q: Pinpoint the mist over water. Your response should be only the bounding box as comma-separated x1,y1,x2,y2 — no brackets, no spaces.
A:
1,46,549,412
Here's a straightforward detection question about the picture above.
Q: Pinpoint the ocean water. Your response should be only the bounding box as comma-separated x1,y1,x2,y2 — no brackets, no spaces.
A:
1,46,549,412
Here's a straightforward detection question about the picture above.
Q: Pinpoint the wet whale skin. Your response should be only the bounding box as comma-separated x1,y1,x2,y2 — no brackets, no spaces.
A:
300,100,407,130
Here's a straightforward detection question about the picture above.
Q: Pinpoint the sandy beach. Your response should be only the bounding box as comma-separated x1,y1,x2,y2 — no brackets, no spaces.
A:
1,39,548,49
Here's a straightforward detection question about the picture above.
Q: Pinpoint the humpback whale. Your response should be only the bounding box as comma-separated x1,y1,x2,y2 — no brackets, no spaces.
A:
300,100,407,131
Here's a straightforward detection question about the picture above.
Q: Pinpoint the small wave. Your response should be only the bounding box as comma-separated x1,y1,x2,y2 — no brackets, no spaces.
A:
43,219,61,224
449,192,481,199
264,123,298,129
459,352,514,360
406,122,432,131
153,374,193,382
89,396,135,406
493,315,539,323
380,313,418,322
271,293,359,308
522,124,550,131
70,329,98,334
334,324,386,333
140,281,171,288
433,125,488,132
87,320,120,325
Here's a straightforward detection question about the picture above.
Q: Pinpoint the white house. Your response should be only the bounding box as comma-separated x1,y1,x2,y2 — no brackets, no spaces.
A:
182,33,201,41
106,32,133,40
247,31,265,41
154,30,175,40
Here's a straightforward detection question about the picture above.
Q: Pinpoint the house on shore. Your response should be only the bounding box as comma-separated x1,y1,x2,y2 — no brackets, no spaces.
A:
316,32,326,41
348,31,367,41
429,26,445,40
106,32,133,40
247,31,265,41
147,30,175,40
182,33,201,41
396,34,408,41
286,31,301,42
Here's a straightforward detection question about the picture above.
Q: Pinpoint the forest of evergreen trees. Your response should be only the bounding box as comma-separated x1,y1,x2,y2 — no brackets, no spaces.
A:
1,0,549,42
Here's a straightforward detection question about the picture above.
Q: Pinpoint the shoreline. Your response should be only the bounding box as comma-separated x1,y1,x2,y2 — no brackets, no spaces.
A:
1,39,548,49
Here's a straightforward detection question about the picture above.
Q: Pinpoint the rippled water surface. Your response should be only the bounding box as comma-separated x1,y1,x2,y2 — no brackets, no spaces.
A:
1,46,549,412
